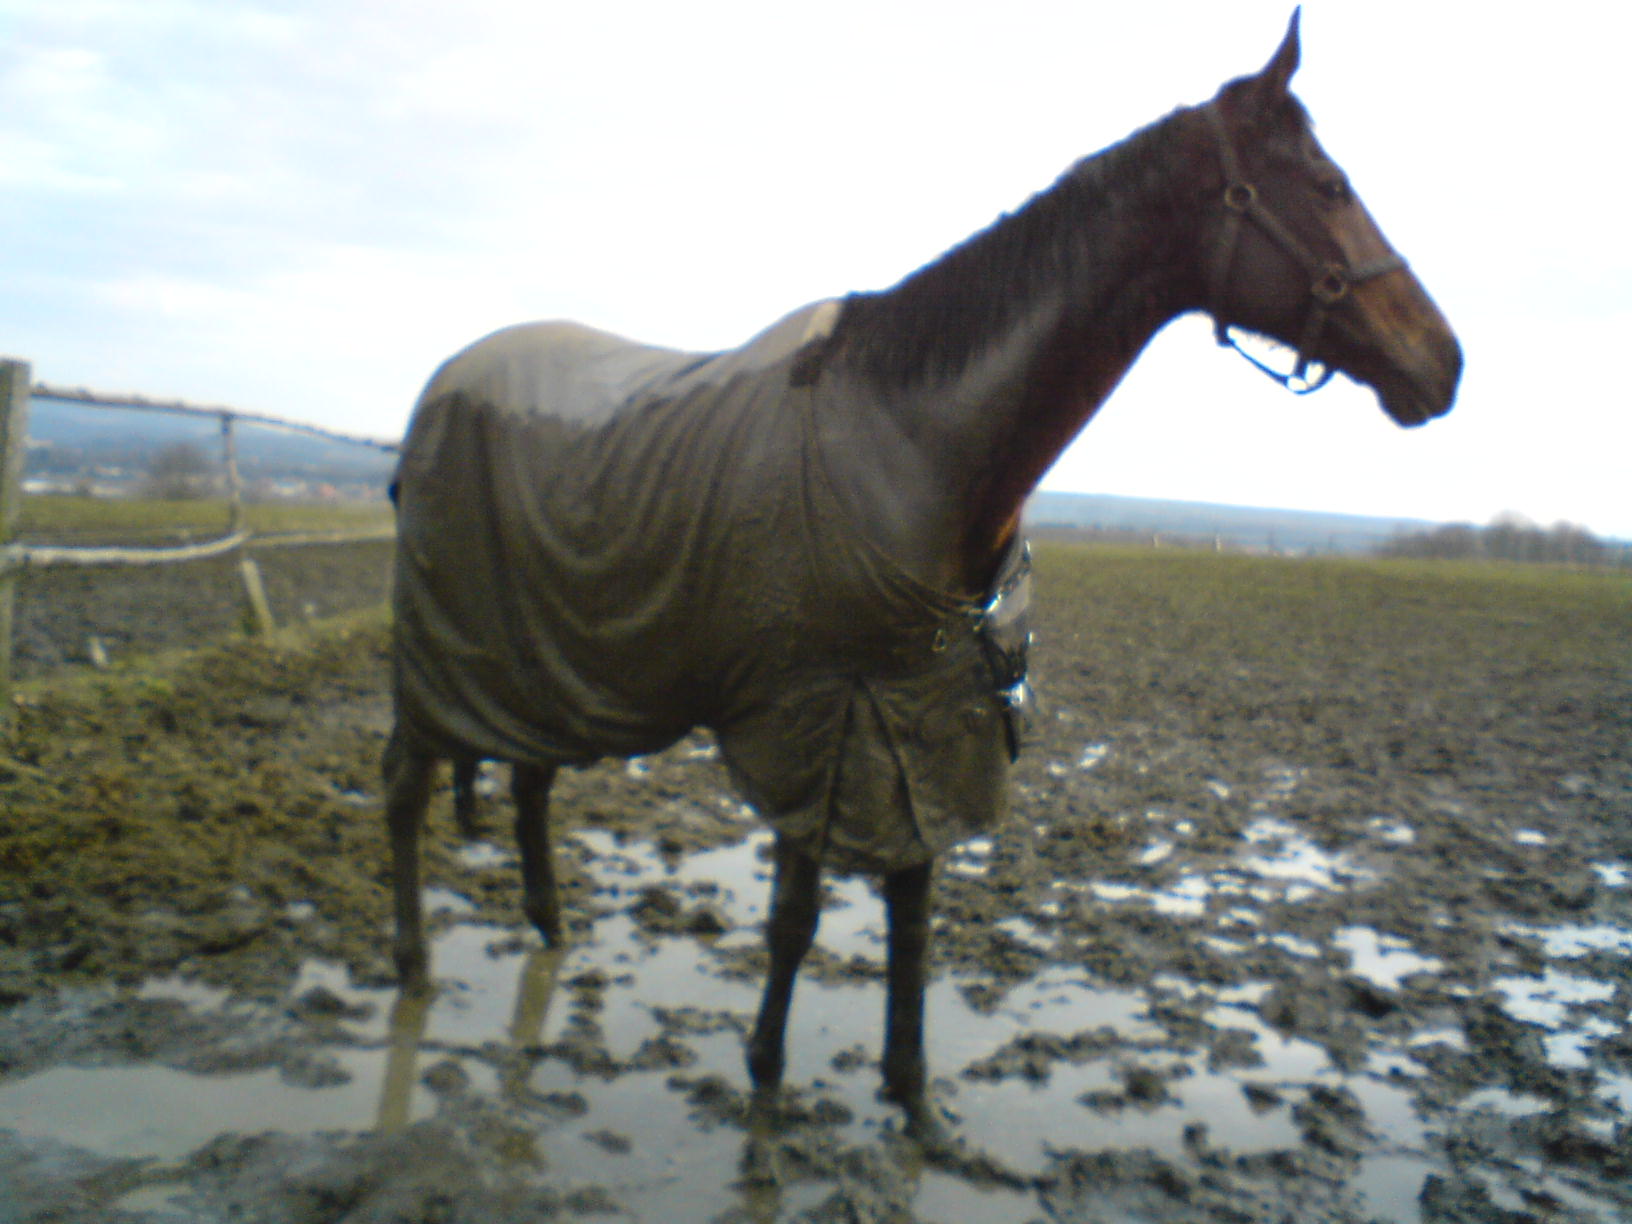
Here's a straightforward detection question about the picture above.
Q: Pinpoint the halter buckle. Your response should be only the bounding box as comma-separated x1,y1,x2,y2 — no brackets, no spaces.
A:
1311,265,1350,305
1222,182,1257,212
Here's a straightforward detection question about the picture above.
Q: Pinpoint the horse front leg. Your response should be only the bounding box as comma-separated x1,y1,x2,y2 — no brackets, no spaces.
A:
383,729,436,993
746,836,822,1106
882,858,948,1144
510,763,563,944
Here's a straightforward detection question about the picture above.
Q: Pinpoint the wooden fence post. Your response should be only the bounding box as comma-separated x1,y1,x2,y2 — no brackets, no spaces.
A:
0,359,33,733
221,413,274,635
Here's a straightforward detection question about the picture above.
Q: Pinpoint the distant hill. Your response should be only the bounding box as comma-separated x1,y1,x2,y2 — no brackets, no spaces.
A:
23,397,397,496
19,396,1442,550
1026,490,1438,555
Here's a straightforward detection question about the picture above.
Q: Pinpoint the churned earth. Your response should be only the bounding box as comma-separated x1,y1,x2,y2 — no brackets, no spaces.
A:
1,542,1629,1223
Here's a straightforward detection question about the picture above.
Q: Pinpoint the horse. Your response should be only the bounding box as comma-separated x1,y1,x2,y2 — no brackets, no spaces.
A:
382,10,1461,1145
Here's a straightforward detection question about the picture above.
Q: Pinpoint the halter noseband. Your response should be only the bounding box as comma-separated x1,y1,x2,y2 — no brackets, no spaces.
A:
1204,104,1405,394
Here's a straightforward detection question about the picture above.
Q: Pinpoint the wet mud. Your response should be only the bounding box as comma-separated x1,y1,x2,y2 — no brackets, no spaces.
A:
1,545,1629,1222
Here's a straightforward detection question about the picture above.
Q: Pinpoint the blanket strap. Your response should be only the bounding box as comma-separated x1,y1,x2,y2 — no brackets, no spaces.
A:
974,538,1035,762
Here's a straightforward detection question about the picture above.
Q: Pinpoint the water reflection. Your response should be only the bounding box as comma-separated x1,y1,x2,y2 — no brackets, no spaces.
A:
2,817,1627,1223
376,943,564,1133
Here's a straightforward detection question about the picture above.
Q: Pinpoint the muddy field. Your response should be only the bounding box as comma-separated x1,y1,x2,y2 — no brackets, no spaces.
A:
6,537,396,678
1,542,1629,1223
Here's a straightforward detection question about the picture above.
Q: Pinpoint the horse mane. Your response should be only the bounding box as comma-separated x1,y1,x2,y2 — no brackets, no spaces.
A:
821,106,1209,390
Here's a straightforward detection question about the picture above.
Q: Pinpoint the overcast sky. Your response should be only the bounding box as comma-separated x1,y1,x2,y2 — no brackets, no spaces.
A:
3,1,1627,536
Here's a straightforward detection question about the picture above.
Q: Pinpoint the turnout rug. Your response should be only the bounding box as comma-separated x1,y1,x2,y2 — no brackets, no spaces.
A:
392,302,1027,871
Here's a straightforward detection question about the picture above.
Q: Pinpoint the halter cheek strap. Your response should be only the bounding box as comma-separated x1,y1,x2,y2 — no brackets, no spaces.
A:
1203,105,1406,395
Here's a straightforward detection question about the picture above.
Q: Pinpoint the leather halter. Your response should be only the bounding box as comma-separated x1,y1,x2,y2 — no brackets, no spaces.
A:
1204,104,1405,394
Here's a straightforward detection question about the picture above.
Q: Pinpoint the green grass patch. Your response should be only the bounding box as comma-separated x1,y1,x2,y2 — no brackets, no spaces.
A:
16,493,393,543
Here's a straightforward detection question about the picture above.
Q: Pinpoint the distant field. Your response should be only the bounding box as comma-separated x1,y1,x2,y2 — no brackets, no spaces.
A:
1031,541,1632,710
14,493,393,543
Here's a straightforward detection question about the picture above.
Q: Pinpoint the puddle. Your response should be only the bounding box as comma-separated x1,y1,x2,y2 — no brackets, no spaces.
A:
1462,1086,1554,1116
1503,1162,1628,1224
3,815,1627,1222
1046,741,1110,777
1543,1019,1620,1069
425,886,477,916
456,840,512,870
1265,932,1322,958
1083,810,1373,923
0,1050,421,1161
1406,1027,1468,1053
1353,1152,1438,1224
1494,969,1616,1029
135,975,232,1011
1237,817,1373,894
1333,927,1445,990
1136,839,1175,866
1598,1073,1632,1112
1364,817,1417,844
1078,742,1110,771
946,836,994,878
1590,861,1628,888
1491,968,1625,1075
1499,920,1632,959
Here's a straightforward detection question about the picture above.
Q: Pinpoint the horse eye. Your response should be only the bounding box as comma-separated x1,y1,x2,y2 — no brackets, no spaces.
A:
1319,177,1352,204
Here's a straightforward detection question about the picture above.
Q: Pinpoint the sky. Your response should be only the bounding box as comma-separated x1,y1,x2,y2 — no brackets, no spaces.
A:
2,0,1628,537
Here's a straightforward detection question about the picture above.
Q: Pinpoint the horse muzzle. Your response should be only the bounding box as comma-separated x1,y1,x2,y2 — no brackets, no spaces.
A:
1346,275,1464,427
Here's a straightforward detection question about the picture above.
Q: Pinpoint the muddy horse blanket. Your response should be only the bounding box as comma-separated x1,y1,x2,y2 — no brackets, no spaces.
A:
391,302,1029,871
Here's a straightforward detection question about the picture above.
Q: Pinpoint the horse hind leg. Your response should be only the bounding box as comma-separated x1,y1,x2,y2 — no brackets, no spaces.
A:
746,836,822,1105
383,728,437,993
511,763,563,944
451,757,482,839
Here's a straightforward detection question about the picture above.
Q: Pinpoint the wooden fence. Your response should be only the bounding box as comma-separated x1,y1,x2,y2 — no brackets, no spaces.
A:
0,357,398,729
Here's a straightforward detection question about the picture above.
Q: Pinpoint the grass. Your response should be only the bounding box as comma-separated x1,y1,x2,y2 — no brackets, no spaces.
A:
1031,540,1632,711
15,493,393,543
1035,541,1632,650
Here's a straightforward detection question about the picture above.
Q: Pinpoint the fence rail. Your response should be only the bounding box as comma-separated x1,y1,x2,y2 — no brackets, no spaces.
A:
0,357,399,729
32,381,400,454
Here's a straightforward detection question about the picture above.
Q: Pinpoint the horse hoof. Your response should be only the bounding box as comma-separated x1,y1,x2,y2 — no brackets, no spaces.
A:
393,946,431,995
528,911,565,947
906,1107,961,1160
885,1087,962,1157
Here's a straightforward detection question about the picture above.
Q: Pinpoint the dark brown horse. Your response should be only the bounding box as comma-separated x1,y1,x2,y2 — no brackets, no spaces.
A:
383,12,1460,1144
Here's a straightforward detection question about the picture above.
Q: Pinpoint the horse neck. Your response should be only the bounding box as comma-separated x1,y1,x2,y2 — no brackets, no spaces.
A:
824,107,1210,593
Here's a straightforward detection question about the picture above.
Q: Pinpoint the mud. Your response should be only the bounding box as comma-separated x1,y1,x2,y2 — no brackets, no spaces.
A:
8,538,394,678
1,546,1629,1222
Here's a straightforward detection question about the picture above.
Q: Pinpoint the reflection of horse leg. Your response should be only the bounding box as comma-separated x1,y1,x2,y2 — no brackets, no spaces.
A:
508,944,564,1048
511,763,563,944
384,729,437,992
501,944,564,1103
378,987,434,1132
451,757,482,839
746,837,821,1104
883,860,950,1145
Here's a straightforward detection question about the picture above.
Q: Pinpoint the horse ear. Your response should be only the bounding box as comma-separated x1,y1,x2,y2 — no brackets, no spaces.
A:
1258,8,1302,103
1220,8,1301,121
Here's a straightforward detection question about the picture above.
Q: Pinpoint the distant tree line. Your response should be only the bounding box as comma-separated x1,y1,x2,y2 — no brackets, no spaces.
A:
142,442,218,500
1378,514,1627,567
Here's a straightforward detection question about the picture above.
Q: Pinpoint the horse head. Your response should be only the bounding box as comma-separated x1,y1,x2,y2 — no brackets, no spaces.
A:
1200,11,1462,426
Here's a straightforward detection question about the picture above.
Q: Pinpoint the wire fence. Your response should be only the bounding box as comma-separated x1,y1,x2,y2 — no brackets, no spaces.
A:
0,357,399,726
